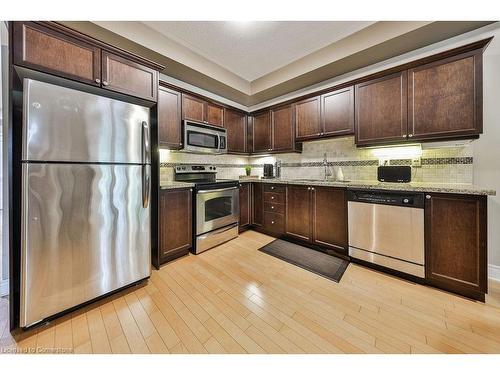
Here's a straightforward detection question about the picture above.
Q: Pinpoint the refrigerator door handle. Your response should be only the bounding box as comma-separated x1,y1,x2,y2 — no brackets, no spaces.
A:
142,165,151,208
142,121,151,164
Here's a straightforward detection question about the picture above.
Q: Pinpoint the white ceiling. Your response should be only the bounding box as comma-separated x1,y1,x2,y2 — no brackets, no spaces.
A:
142,21,374,81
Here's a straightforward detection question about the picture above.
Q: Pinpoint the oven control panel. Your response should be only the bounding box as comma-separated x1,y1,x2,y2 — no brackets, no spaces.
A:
175,165,217,173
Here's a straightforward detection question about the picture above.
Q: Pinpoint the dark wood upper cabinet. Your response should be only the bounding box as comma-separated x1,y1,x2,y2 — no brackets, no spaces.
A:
252,182,264,227
312,186,348,253
408,51,482,141
355,71,408,146
182,94,205,123
271,104,295,151
321,86,354,137
294,96,321,140
101,51,158,101
425,193,487,301
252,111,272,153
182,93,224,127
206,102,224,127
159,188,192,264
13,21,101,86
239,183,251,231
224,108,247,153
285,185,312,242
158,86,182,149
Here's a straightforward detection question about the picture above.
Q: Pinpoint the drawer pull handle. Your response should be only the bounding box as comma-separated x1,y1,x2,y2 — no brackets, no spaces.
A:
271,221,275,224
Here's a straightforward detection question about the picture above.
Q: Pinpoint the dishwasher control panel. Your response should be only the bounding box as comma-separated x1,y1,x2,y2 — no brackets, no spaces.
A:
347,190,424,208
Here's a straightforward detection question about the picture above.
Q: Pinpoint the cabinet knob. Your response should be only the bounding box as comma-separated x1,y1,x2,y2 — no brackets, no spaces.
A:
409,134,414,138
271,206,274,209
95,78,101,84
179,143,183,146
308,187,311,190
311,187,315,191
271,186,274,190
402,135,406,138
271,221,275,224
271,196,275,199
426,194,431,200
102,81,109,86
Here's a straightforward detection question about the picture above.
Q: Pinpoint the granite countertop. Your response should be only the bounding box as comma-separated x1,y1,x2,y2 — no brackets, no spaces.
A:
159,181,195,190
241,178,496,196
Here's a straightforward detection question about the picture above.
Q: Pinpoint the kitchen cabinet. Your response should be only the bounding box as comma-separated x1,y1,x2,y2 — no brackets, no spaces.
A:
251,106,300,154
158,86,182,149
239,183,251,231
285,185,311,241
312,186,348,252
225,108,247,153
13,21,162,102
294,87,354,141
182,93,224,127
355,71,408,146
286,185,348,252
321,86,354,137
252,111,272,153
425,193,487,301
408,51,482,141
294,96,321,140
159,188,193,264
271,104,295,151
263,184,286,235
101,51,158,101
13,21,101,87
252,182,263,227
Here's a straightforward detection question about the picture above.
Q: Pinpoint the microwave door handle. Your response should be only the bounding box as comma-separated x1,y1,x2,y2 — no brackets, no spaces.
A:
142,121,151,164
142,165,151,208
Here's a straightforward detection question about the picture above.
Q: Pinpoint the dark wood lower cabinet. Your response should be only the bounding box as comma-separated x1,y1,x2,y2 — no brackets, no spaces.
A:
285,185,311,241
159,188,192,265
239,183,251,231
312,186,348,253
251,182,263,227
425,193,487,301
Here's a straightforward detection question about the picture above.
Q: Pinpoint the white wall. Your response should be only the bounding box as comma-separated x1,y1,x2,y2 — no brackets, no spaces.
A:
474,28,500,274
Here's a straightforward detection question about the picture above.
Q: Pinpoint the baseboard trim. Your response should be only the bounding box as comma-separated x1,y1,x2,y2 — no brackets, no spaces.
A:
0,279,8,297
489,264,500,282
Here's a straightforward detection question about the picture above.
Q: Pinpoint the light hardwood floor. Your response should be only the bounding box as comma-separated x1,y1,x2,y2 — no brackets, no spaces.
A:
2,230,500,354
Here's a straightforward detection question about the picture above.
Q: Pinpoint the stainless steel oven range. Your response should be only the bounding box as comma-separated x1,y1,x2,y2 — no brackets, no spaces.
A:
175,165,239,254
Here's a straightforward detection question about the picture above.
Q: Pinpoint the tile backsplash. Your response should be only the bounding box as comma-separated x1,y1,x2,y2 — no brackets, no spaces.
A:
159,136,474,185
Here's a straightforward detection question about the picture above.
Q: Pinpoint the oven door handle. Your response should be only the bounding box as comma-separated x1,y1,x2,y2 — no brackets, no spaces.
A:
197,186,238,194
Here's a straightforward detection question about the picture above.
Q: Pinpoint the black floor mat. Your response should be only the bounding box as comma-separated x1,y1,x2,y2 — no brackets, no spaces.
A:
259,239,349,282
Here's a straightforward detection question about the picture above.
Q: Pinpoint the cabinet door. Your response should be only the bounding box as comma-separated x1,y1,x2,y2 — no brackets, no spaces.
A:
13,22,101,86
207,102,224,127
225,109,247,153
425,193,487,300
182,94,205,123
158,86,182,149
101,51,158,101
321,86,354,137
252,111,272,153
285,185,311,242
159,189,192,262
271,104,294,151
252,183,263,227
408,51,482,141
312,187,348,252
239,183,251,230
355,71,408,146
294,96,321,140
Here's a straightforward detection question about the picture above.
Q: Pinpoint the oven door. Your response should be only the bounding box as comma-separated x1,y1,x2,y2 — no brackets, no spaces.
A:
184,121,225,154
196,186,239,235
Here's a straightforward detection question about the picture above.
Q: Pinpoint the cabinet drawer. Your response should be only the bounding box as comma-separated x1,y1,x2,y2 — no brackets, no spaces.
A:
264,192,285,204
264,212,285,234
264,184,285,193
264,202,285,214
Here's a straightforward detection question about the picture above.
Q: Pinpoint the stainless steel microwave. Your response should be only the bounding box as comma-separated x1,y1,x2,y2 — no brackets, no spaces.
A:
183,120,227,154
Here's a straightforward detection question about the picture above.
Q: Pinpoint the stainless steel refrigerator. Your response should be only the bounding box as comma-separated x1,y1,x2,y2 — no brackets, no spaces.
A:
20,78,151,328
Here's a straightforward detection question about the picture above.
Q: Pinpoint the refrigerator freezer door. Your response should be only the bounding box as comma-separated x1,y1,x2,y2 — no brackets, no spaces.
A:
20,163,151,327
23,78,150,164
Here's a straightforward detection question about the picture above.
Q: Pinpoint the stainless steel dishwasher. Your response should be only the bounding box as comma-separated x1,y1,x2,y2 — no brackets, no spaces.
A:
348,190,425,278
